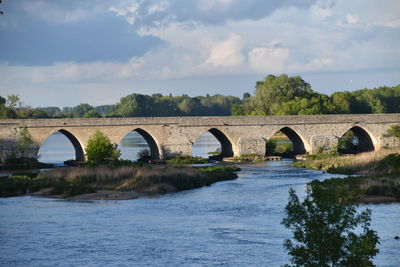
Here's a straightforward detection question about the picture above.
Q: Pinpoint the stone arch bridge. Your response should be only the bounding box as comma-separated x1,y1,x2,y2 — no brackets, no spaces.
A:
0,114,399,161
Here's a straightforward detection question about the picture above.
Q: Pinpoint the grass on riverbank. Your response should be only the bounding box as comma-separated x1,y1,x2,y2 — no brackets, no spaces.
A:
293,147,400,175
166,155,208,165
310,173,400,203
123,166,239,194
0,165,240,198
295,147,400,203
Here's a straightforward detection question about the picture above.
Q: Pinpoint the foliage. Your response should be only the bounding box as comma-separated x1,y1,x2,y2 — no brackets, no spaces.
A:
0,164,240,198
83,110,100,118
207,148,221,156
233,154,265,162
266,137,294,157
137,149,151,160
233,75,400,116
85,130,121,165
130,166,239,193
72,103,93,117
380,153,400,173
0,173,94,197
1,157,52,171
266,140,277,155
17,127,32,157
294,147,400,176
282,184,380,267
338,130,357,154
385,124,400,138
166,155,208,165
0,80,398,119
310,171,400,200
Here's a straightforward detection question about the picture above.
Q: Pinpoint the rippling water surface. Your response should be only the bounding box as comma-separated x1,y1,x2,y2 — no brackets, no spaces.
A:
1,160,399,266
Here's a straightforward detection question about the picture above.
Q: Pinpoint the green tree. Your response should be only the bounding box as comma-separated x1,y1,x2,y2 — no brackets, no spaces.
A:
0,96,9,118
72,103,93,118
17,127,33,157
85,130,120,165
117,94,154,117
6,94,21,118
83,110,100,118
338,131,357,154
330,92,355,114
252,74,314,115
282,183,379,267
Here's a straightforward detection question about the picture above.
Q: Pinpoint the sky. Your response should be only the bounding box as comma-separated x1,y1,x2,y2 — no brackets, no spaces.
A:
0,0,399,108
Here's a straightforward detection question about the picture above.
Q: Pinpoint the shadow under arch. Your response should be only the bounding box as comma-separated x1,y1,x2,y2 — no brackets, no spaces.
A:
271,127,306,155
38,129,85,162
121,128,160,159
207,128,234,157
339,126,375,153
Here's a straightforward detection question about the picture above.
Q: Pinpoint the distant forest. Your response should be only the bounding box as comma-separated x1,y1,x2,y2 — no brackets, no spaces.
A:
1,74,399,119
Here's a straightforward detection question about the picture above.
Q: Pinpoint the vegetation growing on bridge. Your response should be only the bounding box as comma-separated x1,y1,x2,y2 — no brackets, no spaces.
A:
1,74,399,119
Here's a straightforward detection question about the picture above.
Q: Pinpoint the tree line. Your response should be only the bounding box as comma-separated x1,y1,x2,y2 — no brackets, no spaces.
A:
232,74,400,116
0,94,241,119
1,74,399,119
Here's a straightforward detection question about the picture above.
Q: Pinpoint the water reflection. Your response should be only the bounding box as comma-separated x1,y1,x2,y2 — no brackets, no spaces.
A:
192,131,221,158
119,131,150,161
37,131,75,164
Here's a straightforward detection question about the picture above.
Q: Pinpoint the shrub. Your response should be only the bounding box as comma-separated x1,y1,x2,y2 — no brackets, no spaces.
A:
86,130,121,165
380,153,400,173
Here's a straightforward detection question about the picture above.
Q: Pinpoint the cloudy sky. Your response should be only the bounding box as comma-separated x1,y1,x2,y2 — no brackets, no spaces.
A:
0,0,399,107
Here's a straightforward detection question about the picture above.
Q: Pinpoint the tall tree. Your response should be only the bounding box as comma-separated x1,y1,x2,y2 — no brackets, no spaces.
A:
282,183,379,266
252,74,314,115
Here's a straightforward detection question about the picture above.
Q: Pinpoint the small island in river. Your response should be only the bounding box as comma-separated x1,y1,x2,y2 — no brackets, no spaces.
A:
0,164,240,200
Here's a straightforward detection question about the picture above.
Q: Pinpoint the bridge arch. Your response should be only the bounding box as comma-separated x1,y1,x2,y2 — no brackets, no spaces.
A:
37,129,85,162
192,128,234,157
118,128,161,160
267,127,308,155
338,125,376,153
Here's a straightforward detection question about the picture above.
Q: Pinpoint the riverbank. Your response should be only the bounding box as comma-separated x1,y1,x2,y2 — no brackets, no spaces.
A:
0,165,240,200
294,148,400,203
293,147,400,175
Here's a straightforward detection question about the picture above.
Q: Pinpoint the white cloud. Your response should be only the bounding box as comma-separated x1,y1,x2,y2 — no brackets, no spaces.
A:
345,14,360,24
248,46,290,73
1,0,399,107
310,1,333,21
203,34,244,68
109,2,141,25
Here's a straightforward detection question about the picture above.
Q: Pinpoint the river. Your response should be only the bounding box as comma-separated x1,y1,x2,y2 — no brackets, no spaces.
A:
1,132,399,266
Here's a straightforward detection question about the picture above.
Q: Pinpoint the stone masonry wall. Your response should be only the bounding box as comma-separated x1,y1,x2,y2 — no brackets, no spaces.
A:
0,114,399,161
